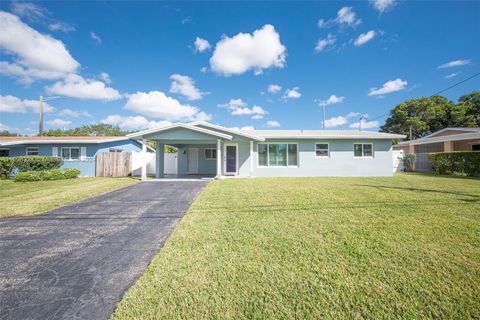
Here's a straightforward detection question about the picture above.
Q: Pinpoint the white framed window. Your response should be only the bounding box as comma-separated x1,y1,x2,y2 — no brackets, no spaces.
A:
353,143,373,158
315,143,329,158
26,147,39,156
204,148,217,160
61,147,80,160
258,143,298,167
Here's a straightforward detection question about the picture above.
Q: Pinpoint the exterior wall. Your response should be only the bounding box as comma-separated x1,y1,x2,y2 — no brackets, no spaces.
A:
176,144,217,175
453,139,480,151
246,139,393,177
3,140,143,176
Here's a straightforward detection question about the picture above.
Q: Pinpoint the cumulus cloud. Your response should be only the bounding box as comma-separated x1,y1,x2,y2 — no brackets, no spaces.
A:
169,74,205,101
265,120,280,128
437,59,471,69
368,78,407,96
90,31,102,44
99,72,111,84
58,108,91,118
0,61,65,84
325,94,345,105
125,90,211,122
102,115,171,130
46,118,71,127
0,11,79,83
354,30,376,46
0,94,54,113
315,34,336,52
267,84,282,93
46,74,122,101
349,120,379,129
283,87,301,100
210,24,286,76
218,98,268,120
318,7,361,28
324,116,347,128
200,66,208,73
230,126,255,131
369,0,397,13
194,37,211,52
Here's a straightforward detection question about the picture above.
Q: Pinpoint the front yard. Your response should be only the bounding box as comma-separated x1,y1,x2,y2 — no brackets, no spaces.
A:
113,173,480,319
0,177,138,218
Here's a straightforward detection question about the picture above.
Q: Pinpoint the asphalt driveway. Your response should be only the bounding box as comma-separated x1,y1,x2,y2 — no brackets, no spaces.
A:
0,181,208,320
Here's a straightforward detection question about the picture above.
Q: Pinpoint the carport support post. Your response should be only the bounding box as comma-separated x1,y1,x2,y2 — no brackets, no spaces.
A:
216,139,222,179
141,139,147,181
156,143,164,179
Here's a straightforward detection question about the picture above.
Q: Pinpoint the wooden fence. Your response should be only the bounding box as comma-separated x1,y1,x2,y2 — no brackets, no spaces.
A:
96,152,132,177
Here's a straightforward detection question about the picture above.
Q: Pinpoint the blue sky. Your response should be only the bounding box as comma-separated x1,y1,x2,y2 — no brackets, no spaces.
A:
0,1,479,134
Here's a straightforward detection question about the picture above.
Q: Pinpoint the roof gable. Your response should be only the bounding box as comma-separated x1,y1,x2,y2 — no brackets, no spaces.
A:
127,123,232,141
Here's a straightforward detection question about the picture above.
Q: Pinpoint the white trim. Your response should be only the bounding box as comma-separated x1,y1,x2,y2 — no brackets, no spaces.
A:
315,142,330,158
257,142,299,168
396,131,480,146
204,148,217,160
127,123,233,140
0,137,129,146
190,121,265,141
26,147,39,156
353,143,374,158
52,147,58,157
223,143,238,175
61,147,81,161
187,148,199,174
249,141,254,176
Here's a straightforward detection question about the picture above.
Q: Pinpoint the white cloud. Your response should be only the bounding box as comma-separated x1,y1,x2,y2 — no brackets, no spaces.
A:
347,111,365,118
315,34,336,52
283,87,301,100
0,123,11,131
354,30,376,46
445,72,461,79
349,120,379,129
0,11,79,82
47,22,75,33
46,118,71,128
0,95,54,113
194,37,211,52
102,115,171,130
325,94,345,105
169,74,205,101
218,99,268,120
368,78,407,96
46,74,122,101
0,61,65,84
125,90,211,122
99,72,111,84
437,59,471,69
10,2,47,20
230,126,255,131
200,66,208,73
58,109,92,118
324,116,347,128
210,24,286,76
318,7,361,28
90,31,102,44
369,0,397,13
265,120,280,128
267,84,282,93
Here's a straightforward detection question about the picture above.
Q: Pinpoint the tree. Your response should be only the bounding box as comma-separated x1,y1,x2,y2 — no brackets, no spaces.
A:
0,130,19,137
43,124,129,136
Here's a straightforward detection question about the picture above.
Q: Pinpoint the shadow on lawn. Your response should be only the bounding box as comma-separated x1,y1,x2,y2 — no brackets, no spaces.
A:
355,184,480,199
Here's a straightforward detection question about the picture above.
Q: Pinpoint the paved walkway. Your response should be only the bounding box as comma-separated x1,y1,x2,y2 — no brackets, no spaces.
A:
0,181,208,320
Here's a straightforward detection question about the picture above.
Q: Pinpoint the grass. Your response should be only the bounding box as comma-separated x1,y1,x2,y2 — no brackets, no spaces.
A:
0,177,138,218
112,173,480,319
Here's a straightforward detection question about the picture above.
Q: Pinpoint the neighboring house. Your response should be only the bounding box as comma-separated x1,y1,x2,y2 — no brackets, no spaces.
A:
393,127,480,171
0,136,145,176
127,121,405,178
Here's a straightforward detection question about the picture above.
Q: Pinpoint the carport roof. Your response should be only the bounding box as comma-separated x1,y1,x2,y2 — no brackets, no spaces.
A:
127,123,233,140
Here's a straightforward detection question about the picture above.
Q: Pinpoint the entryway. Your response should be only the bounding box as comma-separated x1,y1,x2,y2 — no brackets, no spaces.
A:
224,144,238,175
187,148,198,174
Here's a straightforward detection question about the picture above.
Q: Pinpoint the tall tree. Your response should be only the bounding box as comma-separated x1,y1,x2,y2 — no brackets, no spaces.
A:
43,124,129,136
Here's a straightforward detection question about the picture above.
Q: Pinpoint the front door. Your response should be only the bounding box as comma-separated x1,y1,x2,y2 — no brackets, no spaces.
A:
224,145,237,175
187,148,198,174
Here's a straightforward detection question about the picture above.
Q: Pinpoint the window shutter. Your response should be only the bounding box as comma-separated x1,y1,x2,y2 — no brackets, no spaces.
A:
52,147,58,157
80,147,87,160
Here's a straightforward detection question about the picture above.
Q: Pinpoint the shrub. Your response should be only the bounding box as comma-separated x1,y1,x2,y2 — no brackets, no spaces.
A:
431,151,480,177
14,168,81,182
14,156,63,172
401,153,416,172
0,157,16,179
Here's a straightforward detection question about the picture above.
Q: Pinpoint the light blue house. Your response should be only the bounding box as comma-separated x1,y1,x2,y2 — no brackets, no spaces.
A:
128,121,406,179
0,136,145,176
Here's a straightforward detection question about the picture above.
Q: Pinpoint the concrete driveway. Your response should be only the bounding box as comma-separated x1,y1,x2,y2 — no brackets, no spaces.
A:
0,181,208,320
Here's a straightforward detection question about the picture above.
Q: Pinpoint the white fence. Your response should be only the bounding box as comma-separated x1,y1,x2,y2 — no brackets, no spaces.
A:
131,151,177,176
393,150,404,172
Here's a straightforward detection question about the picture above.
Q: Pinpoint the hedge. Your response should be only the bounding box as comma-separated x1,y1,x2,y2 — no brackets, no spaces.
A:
14,156,63,172
0,157,16,179
14,168,81,182
430,151,480,177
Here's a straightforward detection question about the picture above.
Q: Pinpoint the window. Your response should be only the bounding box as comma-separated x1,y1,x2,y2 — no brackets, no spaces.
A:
258,143,298,167
472,144,480,151
0,149,9,157
62,147,80,160
354,143,373,158
26,147,38,156
315,143,329,158
204,148,217,160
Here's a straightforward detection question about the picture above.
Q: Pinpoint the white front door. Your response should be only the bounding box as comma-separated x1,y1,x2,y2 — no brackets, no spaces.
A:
187,148,198,174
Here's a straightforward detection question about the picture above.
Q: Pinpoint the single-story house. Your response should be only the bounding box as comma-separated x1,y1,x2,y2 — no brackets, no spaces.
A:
393,127,480,171
128,121,405,178
0,136,146,176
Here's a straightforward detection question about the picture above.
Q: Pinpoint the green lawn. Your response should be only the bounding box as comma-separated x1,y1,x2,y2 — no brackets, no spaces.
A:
0,177,138,218
112,173,480,319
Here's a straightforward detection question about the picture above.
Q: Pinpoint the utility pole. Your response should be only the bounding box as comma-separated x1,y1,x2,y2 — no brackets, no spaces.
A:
39,95,44,136
409,125,413,140
358,114,366,131
320,100,326,130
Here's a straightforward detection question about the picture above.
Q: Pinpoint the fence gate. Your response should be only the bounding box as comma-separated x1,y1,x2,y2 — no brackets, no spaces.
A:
414,153,433,172
96,152,132,177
